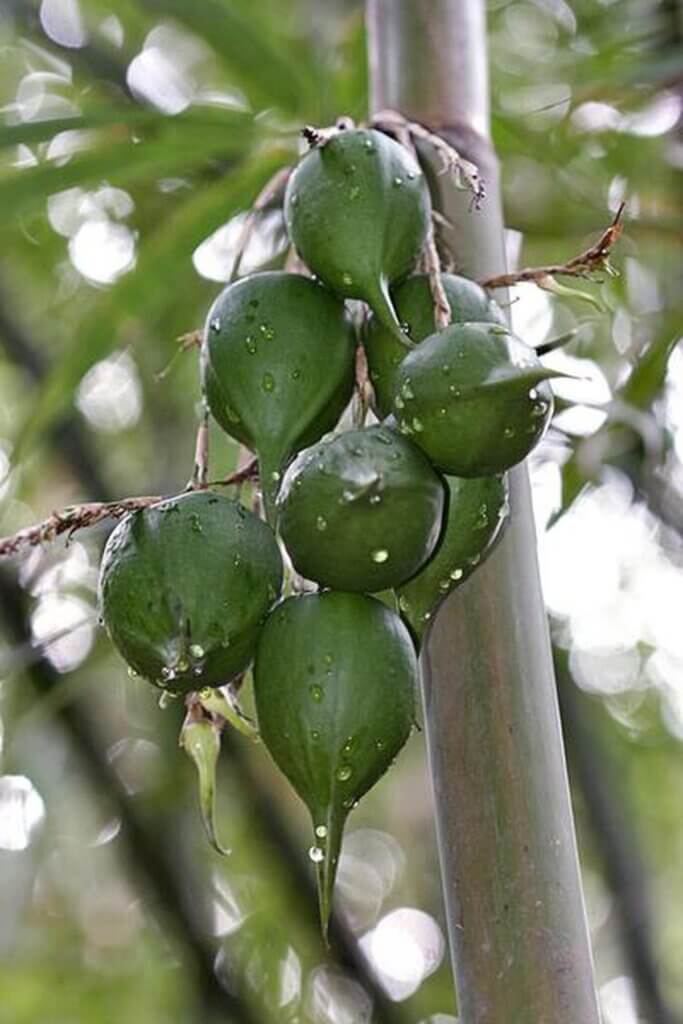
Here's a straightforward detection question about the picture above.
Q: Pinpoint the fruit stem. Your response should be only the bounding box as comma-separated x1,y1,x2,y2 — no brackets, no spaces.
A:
366,276,414,349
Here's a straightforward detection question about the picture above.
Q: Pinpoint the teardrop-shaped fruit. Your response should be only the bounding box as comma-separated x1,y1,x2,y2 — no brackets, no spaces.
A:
392,322,560,476
253,592,417,936
364,273,505,417
99,491,283,692
284,128,431,347
397,474,509,643
277,424,445,592
201,272,356,520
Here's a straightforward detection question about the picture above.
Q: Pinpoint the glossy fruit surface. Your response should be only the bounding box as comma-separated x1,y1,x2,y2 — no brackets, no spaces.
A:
201,272,355,519
277,425,445,592
99,492,282,692
393,322,558,476
364,273,505,417
253,591,417,933
397,473,509,643
284,128,431,346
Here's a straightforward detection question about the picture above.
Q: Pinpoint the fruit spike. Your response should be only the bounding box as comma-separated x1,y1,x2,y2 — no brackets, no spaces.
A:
392,321,565,477
201,272,355,524
397,472,510,643
277,424,445,593
284,128,431,347
364,272,506,417
253,592,417,937
98,492,283,691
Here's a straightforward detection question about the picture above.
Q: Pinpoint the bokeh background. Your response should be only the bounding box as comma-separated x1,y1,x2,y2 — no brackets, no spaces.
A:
0,1,681,1022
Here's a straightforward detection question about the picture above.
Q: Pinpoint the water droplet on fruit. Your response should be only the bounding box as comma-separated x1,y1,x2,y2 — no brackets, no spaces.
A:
449,385,461,397
342,272,353,286
400,381,414,400
475,505,489,529
336,765,352,782
407,170,417,180
309,684,323,702
233,554,242,568
290,193,299,206
531,402,548,418
259,322,275,341
245,336,257,354
189,513,202,533
467,554,481,567
376,739,386,751
225,404,240,423
372,548,389,563
315,824,328,840
439,579,451,592
311,729,320,741
363,138,375,152
291,368,301,380
529,388,538,400
261,371,275,393
412,417,424,433
437,407,447,417
394,394,405,410
369,493,382,505
161,666,177,682
316,515,327,531
271,470,281,483
442,364,451,375
189,643,205,659
323,653,334,666
127,666,138,679
450,567,464,581
503,426,515,438
309,845,324,863
210,317,221,333
393,176,403,187
398,595,411,613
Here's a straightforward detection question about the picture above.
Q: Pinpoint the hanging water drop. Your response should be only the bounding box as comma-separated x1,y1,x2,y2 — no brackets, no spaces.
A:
309,845,324,863
309,683,323,702
371,548,389,563
335,764,352,782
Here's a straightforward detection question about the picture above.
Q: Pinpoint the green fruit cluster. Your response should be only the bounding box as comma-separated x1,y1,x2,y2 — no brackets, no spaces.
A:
98,126,557,930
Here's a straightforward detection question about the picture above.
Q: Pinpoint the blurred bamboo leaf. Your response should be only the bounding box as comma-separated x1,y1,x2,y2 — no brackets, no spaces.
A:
12,146,290,463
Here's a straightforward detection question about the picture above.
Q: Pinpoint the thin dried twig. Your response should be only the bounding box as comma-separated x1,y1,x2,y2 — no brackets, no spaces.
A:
0,463,261,560
231,164,293,280
186,405,210,491
0,497,163,558
371,108,485,207
481,203,625,291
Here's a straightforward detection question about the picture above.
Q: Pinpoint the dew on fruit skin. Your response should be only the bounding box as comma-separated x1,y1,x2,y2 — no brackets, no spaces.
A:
437,407,447,418
315,824,328,839
503,426,515,439
259,322,275,341
342,797,358,810
309,683,323,702
394,395,405,410
233,554,242,568
475,505,489,530
189,643,205,659
439,579,451,593
311,729,320,741
316,515,327,532
127,666,138,679
412,417,424,433
398,595,411,614
177,656,190,672
342,272,353,286
189,512,202,534
309,845,324,863
336,764,352,782
376,739,385,751
400,381,414,400
441,364,451,375
192,665,203,676
342,737,354,755
449,385,461,397
450,567,464,581
467,554,481,567
393,176,403,187
372,548,389,563
529,388,538,400
363,138,375,152
291,368,301,380
261,371,275,393
271,470,281,483
209,317,221,333
290,193,299,206
245,336,257,354
369,494,382,505
323,653,334,667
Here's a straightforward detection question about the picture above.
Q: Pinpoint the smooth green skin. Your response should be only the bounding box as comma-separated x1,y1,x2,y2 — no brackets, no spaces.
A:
201,272,356,520
397,473,509,644
393,322,558,476
253,592,417,933
284,129,431,346
277,425,445,592
99,492,283,693
364,273,505,417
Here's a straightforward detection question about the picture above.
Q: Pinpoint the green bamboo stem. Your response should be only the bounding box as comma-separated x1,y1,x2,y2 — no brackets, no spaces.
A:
366,3,601,1021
